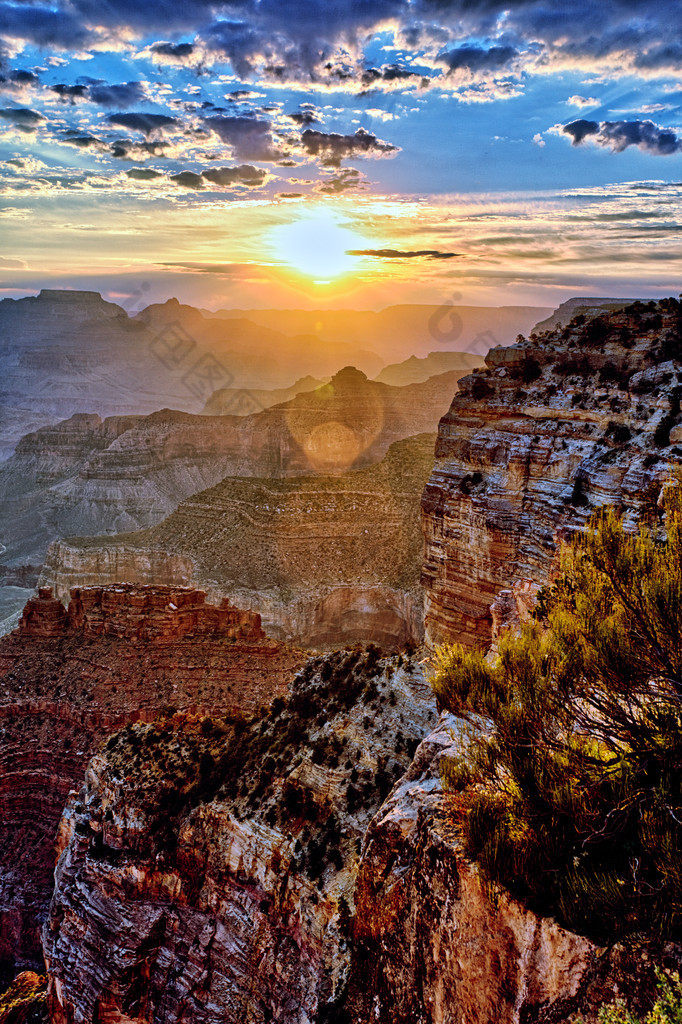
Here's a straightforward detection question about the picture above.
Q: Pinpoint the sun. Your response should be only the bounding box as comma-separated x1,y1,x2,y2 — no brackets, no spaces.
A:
268,209,369,282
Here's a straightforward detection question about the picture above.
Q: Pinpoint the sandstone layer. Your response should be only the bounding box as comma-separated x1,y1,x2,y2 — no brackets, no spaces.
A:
43,647,437,1024
0,586,305,978
41,433,436,650
422,298,682,647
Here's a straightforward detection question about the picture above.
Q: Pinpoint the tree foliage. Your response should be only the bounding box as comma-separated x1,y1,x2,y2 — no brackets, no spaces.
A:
431,485,682,942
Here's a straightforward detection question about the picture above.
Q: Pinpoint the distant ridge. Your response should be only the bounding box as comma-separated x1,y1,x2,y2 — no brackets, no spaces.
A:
533,297,640,334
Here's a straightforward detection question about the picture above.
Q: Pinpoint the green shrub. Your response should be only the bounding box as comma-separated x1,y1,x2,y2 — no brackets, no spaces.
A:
431,487,682,941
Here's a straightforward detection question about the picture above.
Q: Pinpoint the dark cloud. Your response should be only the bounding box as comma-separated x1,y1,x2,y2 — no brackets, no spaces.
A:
0,106,45,128
360,64,428,89
171,170,204,188
0,69,40,94
562,118,682,154
51,83,89,103
0,2,90,49
150,41,195,58
126,167,163,179
288,109,319,126
438,44,519,74
562,119,600,145
88,81,148,108
201,163,267,186
107,112,178,136
109,138,167,159
300,127,399,166
346,248,461,259
62,133,100,148
203,114,283,160
276,191,304,198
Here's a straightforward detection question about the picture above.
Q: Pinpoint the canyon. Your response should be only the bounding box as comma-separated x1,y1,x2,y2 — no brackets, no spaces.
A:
40,433,436,650
1,298,681,1023
0,367,462,638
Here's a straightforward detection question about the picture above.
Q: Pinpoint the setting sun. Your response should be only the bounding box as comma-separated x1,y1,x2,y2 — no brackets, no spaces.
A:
268,209,370,281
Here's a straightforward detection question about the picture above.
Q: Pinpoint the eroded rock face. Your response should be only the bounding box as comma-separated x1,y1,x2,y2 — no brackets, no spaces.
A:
43,650,438,1024
41,434,436,650
422,299,682,647
346,716,677,1024
0,586,305,978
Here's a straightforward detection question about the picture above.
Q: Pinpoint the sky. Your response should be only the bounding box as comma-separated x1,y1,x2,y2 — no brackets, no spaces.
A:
1,0,682,310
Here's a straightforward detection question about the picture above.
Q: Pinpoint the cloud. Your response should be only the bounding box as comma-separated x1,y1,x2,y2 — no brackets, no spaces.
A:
346,248,461,259
51,83,89,103
560,118,682,154
88,81,149,108
150,41,195,59
314,166,366,194
438,45,519,76
201,163,267,186
0,106,45,130
126,167,163,179
567,95,598,107
360,65,429,90
171,170,204,188
203,114,283,160
300,127,399,166
0,256,26,268
107,111,178,136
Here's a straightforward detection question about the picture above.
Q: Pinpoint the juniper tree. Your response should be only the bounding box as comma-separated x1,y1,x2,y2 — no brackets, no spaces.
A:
431,485,682,941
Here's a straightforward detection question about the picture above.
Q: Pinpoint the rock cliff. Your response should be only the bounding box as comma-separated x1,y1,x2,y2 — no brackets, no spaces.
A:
43,647,437,1024
41,434,436,650
0,586,304,978
345,715,676,1024
422,298,682,647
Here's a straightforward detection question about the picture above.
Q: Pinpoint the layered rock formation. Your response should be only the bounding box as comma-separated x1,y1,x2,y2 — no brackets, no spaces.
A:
0,586,305,978
43,647,437,1024
41,433,436,650
1,368,461,634
375,350,484,386
422,298,682,647
202,376,326,416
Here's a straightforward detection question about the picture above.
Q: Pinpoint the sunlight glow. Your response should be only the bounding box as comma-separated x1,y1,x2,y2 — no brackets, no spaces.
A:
268,209,370,281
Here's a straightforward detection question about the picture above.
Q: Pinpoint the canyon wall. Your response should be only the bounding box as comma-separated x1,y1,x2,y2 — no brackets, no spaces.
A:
41,433,436,650
422,299,682,647
0,586,305,979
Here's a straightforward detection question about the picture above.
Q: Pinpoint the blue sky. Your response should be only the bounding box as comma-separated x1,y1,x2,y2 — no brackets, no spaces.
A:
1,0,681,308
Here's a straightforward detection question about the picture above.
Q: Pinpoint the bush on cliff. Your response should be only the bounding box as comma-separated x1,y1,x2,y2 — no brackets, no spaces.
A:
431,484,682,942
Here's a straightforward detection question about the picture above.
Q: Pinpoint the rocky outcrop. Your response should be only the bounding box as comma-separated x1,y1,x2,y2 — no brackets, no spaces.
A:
43,648,437,1024
41,434,437,650
346,715,676,1024
0,586,305,977
375,350,484,386
422,298,682,647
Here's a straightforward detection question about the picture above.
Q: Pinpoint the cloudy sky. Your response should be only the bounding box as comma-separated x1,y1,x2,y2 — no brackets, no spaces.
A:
1,0,681,309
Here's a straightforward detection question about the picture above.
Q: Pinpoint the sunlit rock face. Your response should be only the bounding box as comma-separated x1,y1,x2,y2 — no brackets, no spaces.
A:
40,434,437,651
422,300,682,647
0,585,305,979
43,649,438,1024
